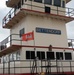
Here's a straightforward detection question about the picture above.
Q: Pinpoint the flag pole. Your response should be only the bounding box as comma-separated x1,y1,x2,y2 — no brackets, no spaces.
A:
33,31,36,57
33,31,38,74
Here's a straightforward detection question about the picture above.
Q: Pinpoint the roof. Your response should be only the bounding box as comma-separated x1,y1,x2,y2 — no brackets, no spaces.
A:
66,0,71,3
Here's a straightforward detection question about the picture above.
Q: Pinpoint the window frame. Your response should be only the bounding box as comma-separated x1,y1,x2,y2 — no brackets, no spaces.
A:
65,52,72,60
44,0,52,5
56,52,63,60
16,51,20,60
37,51,45,60
26,51,35,59
45,6,51,13
19,28,25,37
47,51,55,60
34,0,42,3
62,0,65,8
54,0,61,7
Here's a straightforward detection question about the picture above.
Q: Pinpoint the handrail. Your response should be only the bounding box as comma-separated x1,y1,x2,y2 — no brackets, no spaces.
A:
2,2,74,27
0,34,21,50
1,59,74,74
0,34,74,51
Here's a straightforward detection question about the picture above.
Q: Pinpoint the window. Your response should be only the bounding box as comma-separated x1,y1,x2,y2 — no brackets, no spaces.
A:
19,28,24,37
47,52,55,60
34,0,42,3
26,51,35,59
17,1,21,9
3,56,8,63
21,0,24,5
65,52,72,60
31,51,35,59
16,51,20,60
44,0,52,5
37,51,45,60
56,52,63,60
45,7,51,13
62,1,65,8
26,51,30,59
1,45,7,50
13,53,17,60
9,54,13,61
54,0,61,7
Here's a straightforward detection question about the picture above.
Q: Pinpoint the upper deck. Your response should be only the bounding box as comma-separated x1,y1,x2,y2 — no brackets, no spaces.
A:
6,0,71,8
2,0,74,29
6,0,20,8
0,34,74,57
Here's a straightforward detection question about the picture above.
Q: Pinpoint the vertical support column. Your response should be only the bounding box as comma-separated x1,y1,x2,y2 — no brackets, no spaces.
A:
35,57,38,74
70,61,72,72
41,60,43,73
10,34,12,46
8,54,10,74
3,57,5,74
68,8,70,17
57,6,58,15
56,58,59,73
14,60,15,74
71,39,73,48
30,60,31,73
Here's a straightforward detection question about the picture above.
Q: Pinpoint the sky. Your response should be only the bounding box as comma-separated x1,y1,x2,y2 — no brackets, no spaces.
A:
0,0,74,41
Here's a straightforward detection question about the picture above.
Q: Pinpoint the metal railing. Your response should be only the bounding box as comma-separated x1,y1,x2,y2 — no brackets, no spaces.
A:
0,34,21,51
0,34,74,74
0,59,74,74
68,39,74,48
0,34,74,51
2,1,74,27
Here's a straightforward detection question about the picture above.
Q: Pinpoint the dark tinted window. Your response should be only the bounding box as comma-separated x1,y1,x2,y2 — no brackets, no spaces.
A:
47,52,55,60
31,51,35,59
37,51,45,60
44,0,52,5
37,52,41,59
56,52,63,60
34,0,42,3
45,7,51,13
62,1,65,8
65,52,72,60
21,0,24,5
54,0,61,7
19,28,24,37
17,1,21,9
26,51,35,59
41,52,45,59
26,51,30,59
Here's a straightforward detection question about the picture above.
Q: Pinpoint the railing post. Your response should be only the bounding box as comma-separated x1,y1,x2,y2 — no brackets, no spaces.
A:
8,54,10,74
30,60,31,73
31,0,32,10
0,42,1,51
70,61,72,72
9,11,11,20
60,58,63,72
71,39,73,48
56,58,59,73
57,6,58,15
68,8,70,17
41,60,43,73
10,34,12,46
3,57,5,74
35,57,38,74
14,60,15,74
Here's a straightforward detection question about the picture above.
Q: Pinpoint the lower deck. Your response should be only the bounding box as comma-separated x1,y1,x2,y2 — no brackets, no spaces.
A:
1,59,74,75
0,39,74,75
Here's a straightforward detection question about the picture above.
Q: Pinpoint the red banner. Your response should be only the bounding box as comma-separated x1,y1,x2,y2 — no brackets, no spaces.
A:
22,32,34,41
